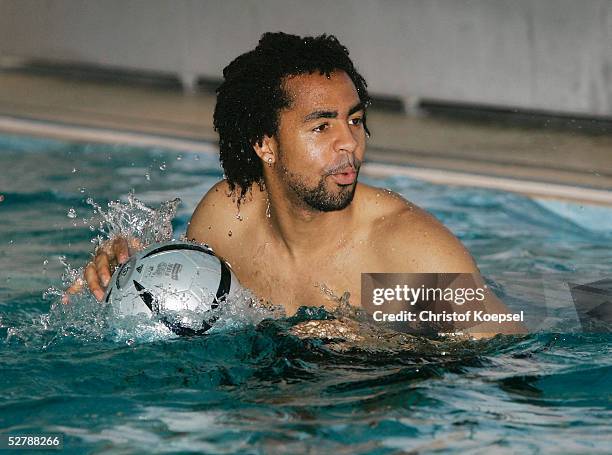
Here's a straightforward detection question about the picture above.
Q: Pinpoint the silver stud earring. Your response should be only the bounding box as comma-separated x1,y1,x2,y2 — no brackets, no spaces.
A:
267,157,273,167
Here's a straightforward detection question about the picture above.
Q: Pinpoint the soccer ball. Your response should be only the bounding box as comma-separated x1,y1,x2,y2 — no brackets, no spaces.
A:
103,240,243,335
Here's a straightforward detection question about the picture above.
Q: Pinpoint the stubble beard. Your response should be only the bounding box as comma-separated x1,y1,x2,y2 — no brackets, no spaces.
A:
280,162,361,212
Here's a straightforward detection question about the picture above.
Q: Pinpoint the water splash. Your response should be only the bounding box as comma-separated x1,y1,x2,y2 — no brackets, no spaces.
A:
6,195,179,347
87,193,179,251
11,195,287,348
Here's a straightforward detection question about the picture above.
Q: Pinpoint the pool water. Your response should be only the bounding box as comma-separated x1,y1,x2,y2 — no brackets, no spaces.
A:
1,133,611,453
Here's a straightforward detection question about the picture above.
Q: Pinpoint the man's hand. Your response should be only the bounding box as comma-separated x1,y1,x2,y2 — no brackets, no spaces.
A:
64,237,139,303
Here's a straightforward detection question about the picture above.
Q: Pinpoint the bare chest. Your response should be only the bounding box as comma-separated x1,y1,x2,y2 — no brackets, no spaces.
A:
228,237,374,314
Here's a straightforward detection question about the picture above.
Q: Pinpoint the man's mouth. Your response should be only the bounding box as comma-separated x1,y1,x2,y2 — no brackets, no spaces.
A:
330,168,357,185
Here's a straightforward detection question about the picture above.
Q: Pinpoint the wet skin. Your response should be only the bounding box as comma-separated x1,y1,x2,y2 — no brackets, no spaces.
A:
76,71,526,337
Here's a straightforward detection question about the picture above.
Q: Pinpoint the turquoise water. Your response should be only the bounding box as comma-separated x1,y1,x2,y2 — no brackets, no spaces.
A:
1,134,611,453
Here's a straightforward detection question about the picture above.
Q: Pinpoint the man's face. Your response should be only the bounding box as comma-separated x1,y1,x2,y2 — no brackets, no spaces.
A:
273,70,366,212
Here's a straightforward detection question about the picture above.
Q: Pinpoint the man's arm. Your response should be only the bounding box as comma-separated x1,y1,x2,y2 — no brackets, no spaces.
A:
67,180,232,303
385,205,528,338
186,179,245,262
186,180,231,244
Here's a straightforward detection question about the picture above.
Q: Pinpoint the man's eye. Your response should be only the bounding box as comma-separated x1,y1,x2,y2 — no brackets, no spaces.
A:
349,117,363,126
313,123,329,132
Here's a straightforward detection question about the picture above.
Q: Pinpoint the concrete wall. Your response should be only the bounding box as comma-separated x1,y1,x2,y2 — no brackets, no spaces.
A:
1,0,611,117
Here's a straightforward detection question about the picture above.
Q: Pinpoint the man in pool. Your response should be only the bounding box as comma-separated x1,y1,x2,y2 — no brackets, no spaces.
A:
71,32,526,338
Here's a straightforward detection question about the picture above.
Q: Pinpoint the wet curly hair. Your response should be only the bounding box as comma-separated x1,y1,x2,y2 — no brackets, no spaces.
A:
214,32,371,201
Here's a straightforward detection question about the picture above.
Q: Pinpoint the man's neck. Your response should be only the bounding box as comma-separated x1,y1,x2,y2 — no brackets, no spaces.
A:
265,186,356,259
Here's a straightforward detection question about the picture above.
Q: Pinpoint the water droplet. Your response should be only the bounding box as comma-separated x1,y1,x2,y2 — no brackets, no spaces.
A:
79,187,86,193
176,155,182,161
228,230,233,237
159,163,167,171
67,208,77,219
71,167,78,173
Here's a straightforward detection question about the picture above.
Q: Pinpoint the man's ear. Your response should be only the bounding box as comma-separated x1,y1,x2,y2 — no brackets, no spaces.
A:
253,135,277,166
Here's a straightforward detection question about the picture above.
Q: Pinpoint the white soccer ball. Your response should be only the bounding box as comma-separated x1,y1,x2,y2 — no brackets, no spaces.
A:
103,240,243,335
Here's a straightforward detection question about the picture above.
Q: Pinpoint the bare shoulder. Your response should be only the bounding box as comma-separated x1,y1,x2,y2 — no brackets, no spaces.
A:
186,180,263,254
362,184,477,273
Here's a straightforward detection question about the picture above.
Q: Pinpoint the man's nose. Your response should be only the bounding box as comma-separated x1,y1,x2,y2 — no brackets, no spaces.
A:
334,122,358,154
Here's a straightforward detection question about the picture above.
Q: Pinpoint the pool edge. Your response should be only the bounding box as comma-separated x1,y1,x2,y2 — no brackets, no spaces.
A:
1,114,611,207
